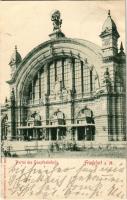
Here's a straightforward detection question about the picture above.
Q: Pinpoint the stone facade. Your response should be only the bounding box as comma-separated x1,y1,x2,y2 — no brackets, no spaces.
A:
1,10,126,143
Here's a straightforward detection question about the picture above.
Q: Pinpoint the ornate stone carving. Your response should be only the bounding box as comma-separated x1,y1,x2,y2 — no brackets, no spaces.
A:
39,98,44,105
51,10,62,31
103,68,112,93
27,111,41,126
10,88,15,104
49,44,55,55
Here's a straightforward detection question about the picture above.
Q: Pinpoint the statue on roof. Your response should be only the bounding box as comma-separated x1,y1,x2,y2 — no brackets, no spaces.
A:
51,10,62,31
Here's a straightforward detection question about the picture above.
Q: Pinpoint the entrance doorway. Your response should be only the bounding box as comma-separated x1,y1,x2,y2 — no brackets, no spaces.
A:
50,128,66,140
77,126,95,141
77,127,85,140
51,128,57,140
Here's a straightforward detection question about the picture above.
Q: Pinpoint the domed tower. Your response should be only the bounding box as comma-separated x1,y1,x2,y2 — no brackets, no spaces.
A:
99,10,126,141
9,45,22,77
100,10,119,57
7,46,21,140
99,10,122,93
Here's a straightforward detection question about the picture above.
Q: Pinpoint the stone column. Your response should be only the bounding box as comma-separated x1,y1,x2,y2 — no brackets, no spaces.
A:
75,128,78,141
57,128,59,140
69,127,74,140
27,129,28,139
45,63,50,140
71,58,75,93
71,58,75,128
54,60,57,81
36,129,38,140
32,80,34,103
62,58,65,88
38,71,41,99
107,95,113,141
47,63,50,96
90,70,93,92
19,129,22,140
81,61,84,94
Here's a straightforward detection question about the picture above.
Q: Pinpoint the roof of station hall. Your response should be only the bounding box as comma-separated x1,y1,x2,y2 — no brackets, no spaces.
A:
7,37,103,84
21,37,102,63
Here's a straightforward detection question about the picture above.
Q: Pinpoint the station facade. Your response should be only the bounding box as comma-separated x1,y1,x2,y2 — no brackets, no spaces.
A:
1,10,126,143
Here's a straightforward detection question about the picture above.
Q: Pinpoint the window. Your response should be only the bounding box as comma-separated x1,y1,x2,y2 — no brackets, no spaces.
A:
27,57,97,101
83,64,90,93
75,60,82,94
56,60,62,82
64,59,71,89
92,70,97,91
34,76,39,100
49,59,71,94
40,68,45,98
50,63,55,94
28,83,32,100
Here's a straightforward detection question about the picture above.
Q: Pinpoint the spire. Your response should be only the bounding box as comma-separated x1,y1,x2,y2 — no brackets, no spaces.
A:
119,42,125,56
49,10,65,39
9,45,22,67
120,42,124,52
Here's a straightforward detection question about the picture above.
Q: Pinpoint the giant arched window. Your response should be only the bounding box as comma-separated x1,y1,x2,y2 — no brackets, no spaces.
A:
27,57,99,104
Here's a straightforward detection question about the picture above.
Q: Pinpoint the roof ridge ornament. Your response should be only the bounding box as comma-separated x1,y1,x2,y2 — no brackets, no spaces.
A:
49,10,65,39
51,10,62,31
108,10,111,17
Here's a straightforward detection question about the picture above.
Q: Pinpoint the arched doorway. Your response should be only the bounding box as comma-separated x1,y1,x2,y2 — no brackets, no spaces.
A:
76,107,95,141
50,109,66,140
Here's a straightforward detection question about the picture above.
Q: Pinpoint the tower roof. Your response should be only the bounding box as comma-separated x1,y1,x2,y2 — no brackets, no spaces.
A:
100,10,119,38
9,45,22,67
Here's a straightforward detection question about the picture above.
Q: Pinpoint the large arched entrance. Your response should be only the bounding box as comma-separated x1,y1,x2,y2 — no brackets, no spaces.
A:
18,111,42,140
76,107,95,141
49,109,66,140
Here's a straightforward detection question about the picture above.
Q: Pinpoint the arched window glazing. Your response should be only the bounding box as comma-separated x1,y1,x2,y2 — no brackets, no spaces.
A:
27,57,99,103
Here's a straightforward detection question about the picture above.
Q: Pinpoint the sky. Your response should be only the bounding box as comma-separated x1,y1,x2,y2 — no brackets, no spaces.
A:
0,1,125,104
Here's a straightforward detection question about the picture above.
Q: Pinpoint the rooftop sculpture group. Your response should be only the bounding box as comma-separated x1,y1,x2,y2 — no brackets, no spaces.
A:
51,10,62,31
